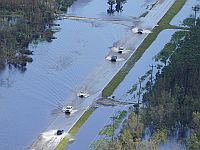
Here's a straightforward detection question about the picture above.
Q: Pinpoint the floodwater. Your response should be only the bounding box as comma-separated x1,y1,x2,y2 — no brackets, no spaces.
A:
0,0,157,149
63,0,197,149
66,106,129,150
112,29,176,100
66,107,116,150
170,0,200,26
68,0,153,18
66,30,177,150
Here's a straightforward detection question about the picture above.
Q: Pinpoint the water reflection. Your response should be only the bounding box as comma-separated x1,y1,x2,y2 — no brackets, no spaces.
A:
9,63,27,73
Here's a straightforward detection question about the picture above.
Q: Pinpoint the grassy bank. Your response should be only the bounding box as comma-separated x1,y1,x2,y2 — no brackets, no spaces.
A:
102,0,186,97
55,107,96,150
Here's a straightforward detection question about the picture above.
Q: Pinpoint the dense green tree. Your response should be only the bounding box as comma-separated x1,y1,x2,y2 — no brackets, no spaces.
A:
0,0,75,70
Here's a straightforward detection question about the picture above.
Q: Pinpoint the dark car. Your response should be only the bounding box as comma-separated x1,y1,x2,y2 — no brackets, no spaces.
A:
111,56,117,62
56,130,64,135
137,29,143,34
118,47,124,54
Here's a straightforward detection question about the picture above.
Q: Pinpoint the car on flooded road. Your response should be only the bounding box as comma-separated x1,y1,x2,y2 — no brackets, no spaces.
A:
77,91,89,98
56,130,64,135
137,29,143,34
111,55,117,62
118,47,124,53
62,106,73,114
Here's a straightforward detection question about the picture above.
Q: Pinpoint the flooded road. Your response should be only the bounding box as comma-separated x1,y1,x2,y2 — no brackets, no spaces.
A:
67,29,176,150
68,0,152,18
0,0,158,149
65,0,195,149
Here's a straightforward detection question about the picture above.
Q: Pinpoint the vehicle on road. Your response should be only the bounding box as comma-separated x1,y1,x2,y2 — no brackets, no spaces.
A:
137,29,143,34
56,130,64,135
62,106,73,114
118,47,124,53
77,91,89,98
111,55,117,62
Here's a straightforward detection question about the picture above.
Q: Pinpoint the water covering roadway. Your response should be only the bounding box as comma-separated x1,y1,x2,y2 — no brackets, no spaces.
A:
29,0,177,149
0,0,177,149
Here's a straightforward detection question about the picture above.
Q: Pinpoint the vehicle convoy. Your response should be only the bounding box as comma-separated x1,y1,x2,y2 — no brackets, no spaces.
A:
62,106,73,114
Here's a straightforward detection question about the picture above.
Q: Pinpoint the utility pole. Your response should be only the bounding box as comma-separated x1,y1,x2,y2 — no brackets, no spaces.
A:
112,114,115,142
136,79,142,135
137,78,142,106
111,98,115,143
192,5,200,26
149,64,156,93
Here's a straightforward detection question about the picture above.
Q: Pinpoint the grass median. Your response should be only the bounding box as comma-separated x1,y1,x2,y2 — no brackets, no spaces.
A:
102,0,186,97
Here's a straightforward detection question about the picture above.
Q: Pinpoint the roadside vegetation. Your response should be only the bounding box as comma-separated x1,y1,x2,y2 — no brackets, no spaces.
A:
99,110,127,137
95,17,200,150
0,0,75,71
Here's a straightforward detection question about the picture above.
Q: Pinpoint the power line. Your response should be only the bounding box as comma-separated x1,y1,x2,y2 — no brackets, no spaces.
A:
149,64,156,93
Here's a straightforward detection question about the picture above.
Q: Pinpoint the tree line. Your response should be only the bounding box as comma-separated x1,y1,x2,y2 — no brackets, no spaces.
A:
0,0,74,71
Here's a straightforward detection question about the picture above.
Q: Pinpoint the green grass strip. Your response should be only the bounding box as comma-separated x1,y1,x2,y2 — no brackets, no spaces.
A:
102,0,186,97
55,107,96,150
